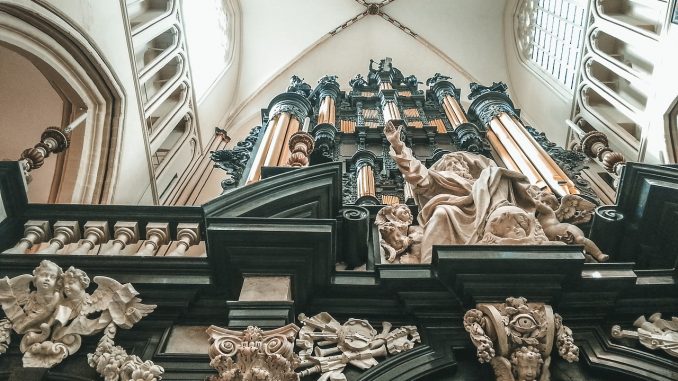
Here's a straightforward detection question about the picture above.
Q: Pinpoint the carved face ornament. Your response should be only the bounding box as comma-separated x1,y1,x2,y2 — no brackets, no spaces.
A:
35,268,58,292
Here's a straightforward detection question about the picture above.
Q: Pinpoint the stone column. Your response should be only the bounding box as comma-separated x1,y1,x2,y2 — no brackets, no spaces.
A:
351,150,379,206
428,75,487,153
468,82,577,196
245,91,311,184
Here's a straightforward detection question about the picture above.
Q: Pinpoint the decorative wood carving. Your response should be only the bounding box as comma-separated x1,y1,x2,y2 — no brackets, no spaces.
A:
611,313,678,358
0,260,156,368
464,297,578,381
206,324,300,381
88,323,163,381
206,313,420,381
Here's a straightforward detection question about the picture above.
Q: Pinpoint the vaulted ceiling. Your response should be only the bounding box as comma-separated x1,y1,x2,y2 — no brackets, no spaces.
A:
222,0,511,139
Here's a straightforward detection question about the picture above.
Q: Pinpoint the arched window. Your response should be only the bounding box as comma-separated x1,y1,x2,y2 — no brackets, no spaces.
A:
182,0,235,101
515,0,588,91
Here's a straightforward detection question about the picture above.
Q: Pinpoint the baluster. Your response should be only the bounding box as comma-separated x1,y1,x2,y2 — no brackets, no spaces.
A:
3,220,50,254
166,223,200,257
37,221,80,254
137,223,169,256
69,221,109,255
101,222,139,256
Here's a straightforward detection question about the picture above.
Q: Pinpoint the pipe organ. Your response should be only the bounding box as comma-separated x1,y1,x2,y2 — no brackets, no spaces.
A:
215,58,595,204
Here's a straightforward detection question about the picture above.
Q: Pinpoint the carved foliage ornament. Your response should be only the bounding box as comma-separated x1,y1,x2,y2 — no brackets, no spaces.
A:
463,297,579,381
0,260,159,373
611,313,678,358
206,312,420,381
211,125,261,191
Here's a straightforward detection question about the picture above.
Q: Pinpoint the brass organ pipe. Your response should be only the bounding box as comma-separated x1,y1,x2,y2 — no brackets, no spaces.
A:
262,112,291,168
486,130,521,174
504,114,578,195
246,114,280,184
442,97,460,127
278,117,301,166
488,116,547,189
498,113,566,195
329,97,336,126
318,96,330,124
357,165,376,198
449,97,468,123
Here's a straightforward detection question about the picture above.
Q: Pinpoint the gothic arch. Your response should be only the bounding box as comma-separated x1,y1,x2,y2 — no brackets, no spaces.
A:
0,3,125,204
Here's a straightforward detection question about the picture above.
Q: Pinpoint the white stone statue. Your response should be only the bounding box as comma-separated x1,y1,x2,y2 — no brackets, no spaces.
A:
384,121,542,262
375,204,423,263
0,260,158,369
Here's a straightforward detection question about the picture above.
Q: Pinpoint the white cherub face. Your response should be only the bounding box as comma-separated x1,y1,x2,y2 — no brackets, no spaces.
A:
488,206,531,239
393,206,412,223
34,267,59,293
63,276,85,299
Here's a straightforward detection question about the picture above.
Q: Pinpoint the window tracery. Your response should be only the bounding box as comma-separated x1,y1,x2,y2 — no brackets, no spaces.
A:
515,0,588,91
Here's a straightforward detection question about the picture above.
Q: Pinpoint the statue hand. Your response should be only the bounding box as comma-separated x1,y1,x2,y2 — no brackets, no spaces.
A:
384,122,404,154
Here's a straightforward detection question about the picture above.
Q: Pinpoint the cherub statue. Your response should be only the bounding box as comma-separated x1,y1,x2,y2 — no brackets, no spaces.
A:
0,260,156,368
0,260,62,336
535,201,609,262
508,346,547,381
375,204,423,263
527,185,596,225
478,203,551,245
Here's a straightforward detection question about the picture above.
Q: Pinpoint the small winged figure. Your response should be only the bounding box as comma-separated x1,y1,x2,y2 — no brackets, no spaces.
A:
0,261,155,368
53,268,156,342
555,194,596,225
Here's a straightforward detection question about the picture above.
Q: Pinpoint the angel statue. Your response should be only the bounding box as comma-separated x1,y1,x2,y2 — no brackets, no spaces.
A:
528,186,609,262
375,204,423,263
0,260,156,368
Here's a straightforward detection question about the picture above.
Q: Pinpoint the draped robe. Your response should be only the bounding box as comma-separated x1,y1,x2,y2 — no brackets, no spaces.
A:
391,147,536,263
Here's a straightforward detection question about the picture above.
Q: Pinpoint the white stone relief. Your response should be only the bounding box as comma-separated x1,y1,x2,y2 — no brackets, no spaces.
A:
88,324,164,381
464,297,579,381
0,260,158,369
611,313,678,358
206,312,420,381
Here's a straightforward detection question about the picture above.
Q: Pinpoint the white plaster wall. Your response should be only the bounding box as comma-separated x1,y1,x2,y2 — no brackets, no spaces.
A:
639,11,678,164
227,15,478,138
4,0,155,204
183,0,241,147
235,0,363,103
0,45,62,203
503,0,573,146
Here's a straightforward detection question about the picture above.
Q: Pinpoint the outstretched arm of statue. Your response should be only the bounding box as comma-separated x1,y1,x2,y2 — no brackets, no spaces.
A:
384,121,431,189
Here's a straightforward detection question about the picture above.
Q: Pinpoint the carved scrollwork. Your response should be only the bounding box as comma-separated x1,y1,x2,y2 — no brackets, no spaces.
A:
206,324,300,381
211,126,261,191
206,314,420,381
464,297,578,381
